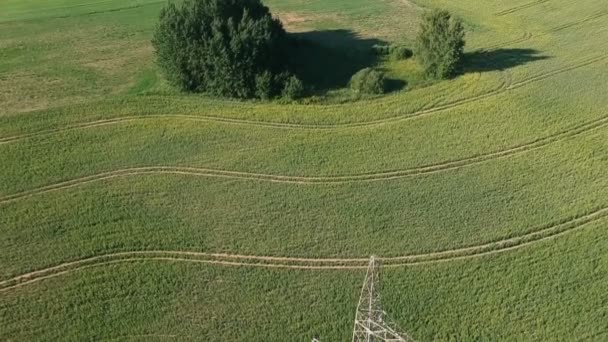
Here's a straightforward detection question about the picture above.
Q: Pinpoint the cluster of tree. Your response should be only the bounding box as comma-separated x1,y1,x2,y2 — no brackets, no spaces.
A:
153,0,303,100
373,44,413,61
153,0,465,100
348,9,465,95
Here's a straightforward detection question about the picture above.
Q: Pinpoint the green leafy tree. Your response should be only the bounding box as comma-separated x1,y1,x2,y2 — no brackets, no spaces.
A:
416,10,465,79
152,0,289,99
349,68,386,95
281,74,305,100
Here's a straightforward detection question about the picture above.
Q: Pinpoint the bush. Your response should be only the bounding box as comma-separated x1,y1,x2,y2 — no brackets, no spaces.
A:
372,44,391,56
389,45,413,60
372,44,413,61
255,71,275,100
281,74,305,100
349,68,386,95
415,9,465,79
152,0,289,99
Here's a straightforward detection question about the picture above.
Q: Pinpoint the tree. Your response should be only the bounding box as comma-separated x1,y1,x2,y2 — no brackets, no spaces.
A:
349,68,386,95
281,74,305,100
416,9,465,79
152,0,290,99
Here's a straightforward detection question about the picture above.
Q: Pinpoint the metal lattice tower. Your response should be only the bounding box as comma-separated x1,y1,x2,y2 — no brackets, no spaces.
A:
352,256,414,342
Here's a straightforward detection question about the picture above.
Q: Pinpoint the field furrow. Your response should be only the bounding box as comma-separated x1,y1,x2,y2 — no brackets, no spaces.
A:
2,203,606,292
494,0,550,16
1,113,606,198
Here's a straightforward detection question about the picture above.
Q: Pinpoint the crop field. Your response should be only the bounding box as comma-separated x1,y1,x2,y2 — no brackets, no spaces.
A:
1,0,608,340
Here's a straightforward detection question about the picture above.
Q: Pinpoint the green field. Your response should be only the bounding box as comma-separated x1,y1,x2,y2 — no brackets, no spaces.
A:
1,0,608,340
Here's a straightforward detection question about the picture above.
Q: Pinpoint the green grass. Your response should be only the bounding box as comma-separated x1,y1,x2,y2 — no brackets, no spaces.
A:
1,220,606,341
1,0,608,340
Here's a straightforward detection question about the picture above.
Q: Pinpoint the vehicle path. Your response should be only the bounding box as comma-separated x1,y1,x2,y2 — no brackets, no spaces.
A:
495,0,550,16
1,204,606,292
0,112,606,202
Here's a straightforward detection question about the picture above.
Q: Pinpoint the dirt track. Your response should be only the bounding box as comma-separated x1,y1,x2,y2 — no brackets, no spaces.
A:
1,204,605,292
0,111,606,206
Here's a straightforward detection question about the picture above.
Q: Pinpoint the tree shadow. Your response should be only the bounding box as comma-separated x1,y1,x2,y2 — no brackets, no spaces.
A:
461,48,550,74
385,78,408,93
286,29,405,93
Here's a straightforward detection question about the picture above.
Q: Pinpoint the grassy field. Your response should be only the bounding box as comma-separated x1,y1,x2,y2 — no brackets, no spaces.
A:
1,0,608,340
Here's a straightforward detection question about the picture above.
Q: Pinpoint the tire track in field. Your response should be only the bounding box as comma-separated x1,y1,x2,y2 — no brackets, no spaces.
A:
479,8,608,50
482,32,534,51
0,113,606,200
13,0,120,13
1,204,606,292
55,1,166,19
481,8,608,52
370,0,579,89
1,1,166,23
547,10,608,33
102,334,183,341
495,0,550,16
0,54,606,142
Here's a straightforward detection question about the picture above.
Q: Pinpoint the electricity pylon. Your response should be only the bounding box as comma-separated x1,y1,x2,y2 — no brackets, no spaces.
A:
352,256,414,342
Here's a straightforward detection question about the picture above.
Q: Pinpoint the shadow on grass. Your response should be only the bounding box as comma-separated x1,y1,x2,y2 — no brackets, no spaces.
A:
385,78,408,92
286,29,406,93
461,48,550,73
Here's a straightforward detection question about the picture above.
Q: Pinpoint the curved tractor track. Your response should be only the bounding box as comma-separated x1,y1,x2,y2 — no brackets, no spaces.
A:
495,0,550,16
1,204,607,292
482,31,533,51
0,54,607,143
488,7,608,48
2,0,166,23
0,113,606,203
